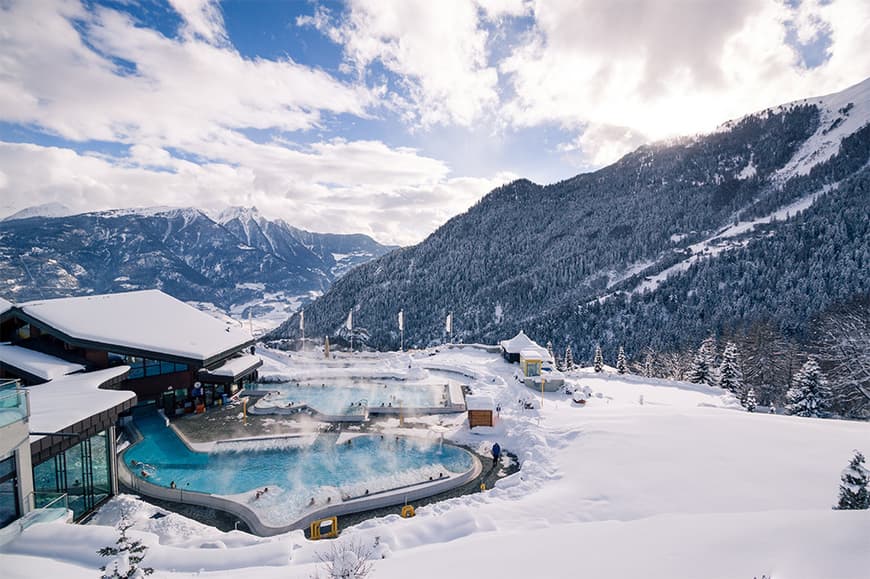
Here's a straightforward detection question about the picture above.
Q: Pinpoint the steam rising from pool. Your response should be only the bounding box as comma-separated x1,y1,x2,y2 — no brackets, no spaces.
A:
125,411,473,527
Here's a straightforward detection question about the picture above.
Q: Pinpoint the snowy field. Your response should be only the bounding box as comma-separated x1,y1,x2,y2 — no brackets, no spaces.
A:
3,346,869,578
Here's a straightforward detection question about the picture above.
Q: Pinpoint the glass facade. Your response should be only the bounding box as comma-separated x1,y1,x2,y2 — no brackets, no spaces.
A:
0,380,28,428
0,455,19,528
110,353,187,380
33,430,111,521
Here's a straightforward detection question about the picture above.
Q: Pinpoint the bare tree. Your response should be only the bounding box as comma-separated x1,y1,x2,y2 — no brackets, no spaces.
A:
813,302,870,416
656,350,693,382
312,539,376,579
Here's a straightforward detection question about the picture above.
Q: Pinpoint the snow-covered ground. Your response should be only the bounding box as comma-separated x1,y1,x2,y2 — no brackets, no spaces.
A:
3,346,869,578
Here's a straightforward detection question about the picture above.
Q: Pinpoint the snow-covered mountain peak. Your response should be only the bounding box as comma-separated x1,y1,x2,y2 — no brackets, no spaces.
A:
215,206,263,225
102,206,205,220
774,76,870,180
2,202,72,221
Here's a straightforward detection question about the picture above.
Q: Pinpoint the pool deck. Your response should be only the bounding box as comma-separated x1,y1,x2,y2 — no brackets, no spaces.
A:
167,400,315,444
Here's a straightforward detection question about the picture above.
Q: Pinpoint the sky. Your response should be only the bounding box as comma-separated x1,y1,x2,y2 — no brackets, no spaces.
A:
0,0,867,246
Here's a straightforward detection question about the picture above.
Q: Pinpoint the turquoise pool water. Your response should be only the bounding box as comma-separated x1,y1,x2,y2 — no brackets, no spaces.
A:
254,379,450,415
125,411,472,503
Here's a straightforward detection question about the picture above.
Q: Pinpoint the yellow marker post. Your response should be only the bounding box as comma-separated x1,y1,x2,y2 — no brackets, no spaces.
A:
541,377,545,409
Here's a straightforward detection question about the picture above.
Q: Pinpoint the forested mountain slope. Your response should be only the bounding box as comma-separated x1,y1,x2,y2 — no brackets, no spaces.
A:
270,78,870,365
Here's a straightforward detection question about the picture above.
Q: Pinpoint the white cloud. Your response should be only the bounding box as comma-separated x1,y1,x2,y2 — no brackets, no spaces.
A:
0,140,513,246
0,1,371,144
167,0,229,45
306,0,502,128
499,0,870,166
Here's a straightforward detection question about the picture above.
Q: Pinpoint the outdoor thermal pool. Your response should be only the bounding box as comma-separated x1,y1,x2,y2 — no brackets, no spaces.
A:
123,410,476,530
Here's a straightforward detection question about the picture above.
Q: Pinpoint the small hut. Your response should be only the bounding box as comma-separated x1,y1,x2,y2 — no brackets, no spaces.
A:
466,395,495,428
499,330,541,363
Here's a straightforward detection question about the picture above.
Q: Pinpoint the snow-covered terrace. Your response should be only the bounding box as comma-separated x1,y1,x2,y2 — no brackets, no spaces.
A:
17,290,254,364
0,343,85,382
27,366,135,443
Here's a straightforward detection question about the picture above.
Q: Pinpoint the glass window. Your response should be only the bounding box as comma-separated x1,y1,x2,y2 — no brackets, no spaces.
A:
32,430,113,521
0,455,19,527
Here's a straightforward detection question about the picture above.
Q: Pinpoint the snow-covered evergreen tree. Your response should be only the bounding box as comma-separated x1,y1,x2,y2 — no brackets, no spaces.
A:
688,337,717,386
835,450,869,510
593,345,604,373
564,345,575,371
546,340,555,362
785,358,831,417
98,518,154,578
616,346,628,374
745,387,757,412
718,342,744,395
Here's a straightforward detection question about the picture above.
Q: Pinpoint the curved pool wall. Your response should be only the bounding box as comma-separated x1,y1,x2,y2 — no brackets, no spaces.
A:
120,411,481,536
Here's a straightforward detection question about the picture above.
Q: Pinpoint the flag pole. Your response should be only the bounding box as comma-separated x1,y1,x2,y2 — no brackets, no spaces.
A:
299,310,305,352
399,309,404,352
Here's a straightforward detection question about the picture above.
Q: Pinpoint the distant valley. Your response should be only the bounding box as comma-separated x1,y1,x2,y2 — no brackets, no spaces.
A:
0,206,396,331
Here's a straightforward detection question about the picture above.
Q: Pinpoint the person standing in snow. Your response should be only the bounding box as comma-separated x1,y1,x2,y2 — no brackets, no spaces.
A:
491,442,501,465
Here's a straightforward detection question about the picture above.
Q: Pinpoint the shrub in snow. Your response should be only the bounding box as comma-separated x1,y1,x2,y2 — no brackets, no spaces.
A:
593,345,604,373
744,387,757,412
835,450,869,510
616,346,628,374
688,336,717,386
314,539,375,579
97,518,153,578
717,342,743,396
785,358,831,418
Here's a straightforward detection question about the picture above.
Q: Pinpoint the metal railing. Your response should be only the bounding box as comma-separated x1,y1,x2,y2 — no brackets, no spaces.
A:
0,492,70,547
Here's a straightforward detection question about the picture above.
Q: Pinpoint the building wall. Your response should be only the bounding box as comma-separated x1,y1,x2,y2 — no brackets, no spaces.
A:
126,369,195,401
83,349,108,366
0,419,35,524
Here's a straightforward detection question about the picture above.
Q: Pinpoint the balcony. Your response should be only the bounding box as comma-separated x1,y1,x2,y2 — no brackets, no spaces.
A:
0,379,28,429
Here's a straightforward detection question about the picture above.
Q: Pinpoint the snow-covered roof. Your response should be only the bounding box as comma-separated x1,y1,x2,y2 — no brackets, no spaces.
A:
26,366,135,442
0,297,12,316
499,331,539,354
465,395,495,411
0,343,85,381
520,348,545,361
18,290,253,363
203,353,262,378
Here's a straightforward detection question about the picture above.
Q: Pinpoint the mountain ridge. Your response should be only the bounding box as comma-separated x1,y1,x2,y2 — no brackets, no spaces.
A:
269,77,870,363
0,207,396,322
